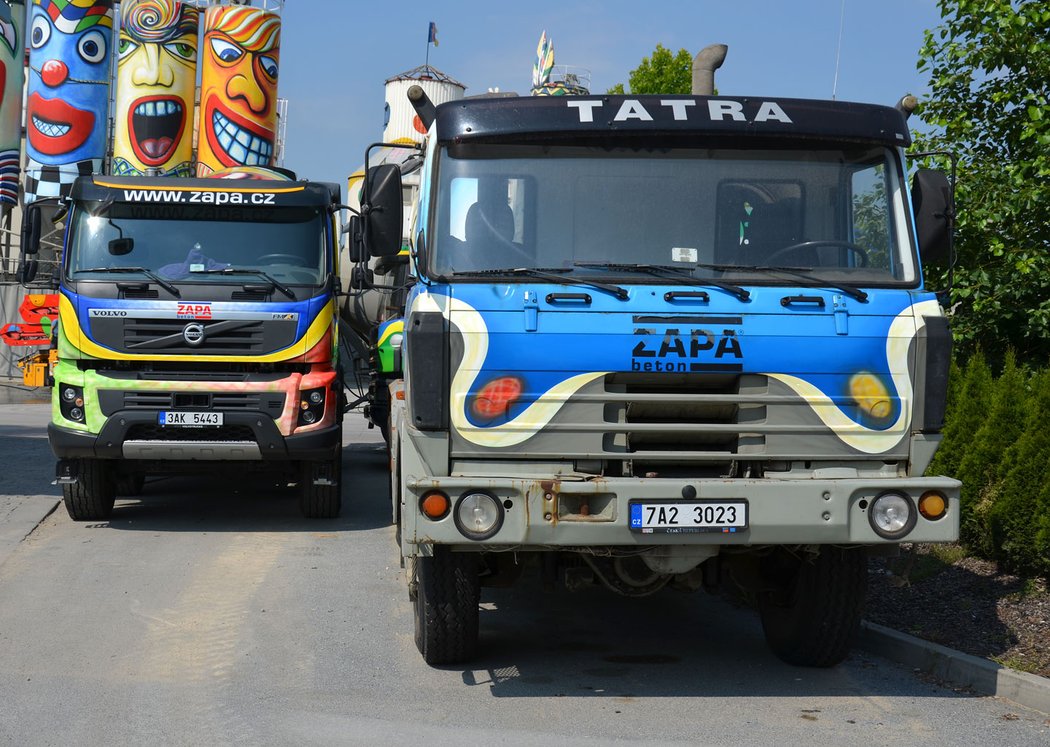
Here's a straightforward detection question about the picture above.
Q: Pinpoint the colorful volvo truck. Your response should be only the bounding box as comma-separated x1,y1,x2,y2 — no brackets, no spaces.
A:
357,92,959,667
21,174,345,520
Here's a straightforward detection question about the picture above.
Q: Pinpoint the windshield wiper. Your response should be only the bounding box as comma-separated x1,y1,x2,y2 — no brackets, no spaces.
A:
574,262,750,302
191,267,296,299
76,266,181,298
700,262,868,302
452,267,629,301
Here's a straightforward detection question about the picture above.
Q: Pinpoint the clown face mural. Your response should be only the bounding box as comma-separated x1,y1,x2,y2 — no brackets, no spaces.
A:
196,5,280,176
24,0,113,203
112,0,199,177
0,1,25,205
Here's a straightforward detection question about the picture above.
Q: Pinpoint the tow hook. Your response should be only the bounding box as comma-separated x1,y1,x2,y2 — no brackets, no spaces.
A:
53,459,78,485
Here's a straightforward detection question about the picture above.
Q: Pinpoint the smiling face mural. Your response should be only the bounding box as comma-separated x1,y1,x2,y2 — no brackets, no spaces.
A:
24,0,113,203
112,0,199,177
196,5,280,177
0,1,25,205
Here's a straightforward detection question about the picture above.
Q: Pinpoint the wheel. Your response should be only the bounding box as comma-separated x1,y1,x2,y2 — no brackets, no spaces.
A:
62,459,116,521
758,546,867,667
765,240,869,267
299,448,342,518
115,474,145,497
413,547,480,665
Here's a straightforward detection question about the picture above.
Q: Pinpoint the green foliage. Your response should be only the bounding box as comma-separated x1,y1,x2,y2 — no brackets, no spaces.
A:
953,351,1028,552
928,351,993,479
932,357,1050,577
987,370,1050,577
607,44,693,95
915,0,1050,365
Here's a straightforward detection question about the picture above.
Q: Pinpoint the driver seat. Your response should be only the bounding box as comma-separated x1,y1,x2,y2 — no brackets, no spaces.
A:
464,201,515,253
743,198,812,267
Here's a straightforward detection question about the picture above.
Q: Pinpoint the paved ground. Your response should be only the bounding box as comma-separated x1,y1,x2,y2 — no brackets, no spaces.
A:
0,389,1047,745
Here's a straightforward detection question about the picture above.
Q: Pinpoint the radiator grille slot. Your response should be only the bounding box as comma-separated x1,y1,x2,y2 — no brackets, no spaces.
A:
605,372,766,477
119,391,286,418
124,319,266,353
126,424,256,442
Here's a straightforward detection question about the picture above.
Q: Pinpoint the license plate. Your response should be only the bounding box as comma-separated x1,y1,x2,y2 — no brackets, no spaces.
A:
629,500,748,534
158,411,223,427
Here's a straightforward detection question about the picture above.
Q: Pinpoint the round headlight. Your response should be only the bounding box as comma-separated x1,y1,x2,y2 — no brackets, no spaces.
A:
868,491,916,539
454,491,504,541
68,407,84,422
302,410,317,424
61,387,78,402
308,390,324,405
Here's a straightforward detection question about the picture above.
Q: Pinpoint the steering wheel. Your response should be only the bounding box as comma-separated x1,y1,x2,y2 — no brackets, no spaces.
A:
256,253,303,265
765,240,869,267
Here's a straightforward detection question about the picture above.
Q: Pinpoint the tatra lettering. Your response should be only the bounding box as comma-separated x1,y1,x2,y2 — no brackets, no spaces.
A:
754,101,793,123
566,97,792,126
708,100,747,121
567,100,603,122
660,99,696,120
614,99,653,121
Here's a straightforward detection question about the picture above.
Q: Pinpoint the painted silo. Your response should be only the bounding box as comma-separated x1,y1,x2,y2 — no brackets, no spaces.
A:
24,0,114,203
112,0,199,177
382,64,464,145
196,1,281,176
0,1,25,205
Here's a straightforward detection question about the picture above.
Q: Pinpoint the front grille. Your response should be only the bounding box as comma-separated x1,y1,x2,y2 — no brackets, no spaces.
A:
124,319,265,354
121,289,159,299
606,372,761,477
126,424,256,442
88,316,300,356
118,391,286,418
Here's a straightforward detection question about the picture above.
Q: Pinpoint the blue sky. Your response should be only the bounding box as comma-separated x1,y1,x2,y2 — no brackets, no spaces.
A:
278,0,945,187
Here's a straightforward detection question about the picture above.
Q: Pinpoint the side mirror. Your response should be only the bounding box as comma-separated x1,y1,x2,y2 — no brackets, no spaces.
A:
364,164,403,258
350,265,374,289
911,169,952,266
347,215,365,263
22,205,42,255
19,259,38,285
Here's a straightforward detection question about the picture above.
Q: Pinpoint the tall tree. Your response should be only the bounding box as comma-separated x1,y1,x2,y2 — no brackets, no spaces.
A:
608,44,693,95
916,0,1050,365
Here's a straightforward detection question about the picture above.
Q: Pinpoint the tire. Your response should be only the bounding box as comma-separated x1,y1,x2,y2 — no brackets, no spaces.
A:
758,546,867,668
299,449,342,519
413,547,480,665
115,474,145,497
62,459,116,521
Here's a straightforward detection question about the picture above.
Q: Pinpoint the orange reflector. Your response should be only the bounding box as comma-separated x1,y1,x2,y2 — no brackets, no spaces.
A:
420,492,450,520
395,390,405,400
918,491,947,519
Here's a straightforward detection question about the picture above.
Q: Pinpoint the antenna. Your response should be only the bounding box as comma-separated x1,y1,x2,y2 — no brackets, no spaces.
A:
832,0,846,100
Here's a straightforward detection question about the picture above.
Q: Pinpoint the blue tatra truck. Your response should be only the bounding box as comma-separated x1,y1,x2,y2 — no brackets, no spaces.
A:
354,91,959,667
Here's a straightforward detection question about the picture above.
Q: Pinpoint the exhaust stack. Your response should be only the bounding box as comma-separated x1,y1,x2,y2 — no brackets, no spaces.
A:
692,44,728,96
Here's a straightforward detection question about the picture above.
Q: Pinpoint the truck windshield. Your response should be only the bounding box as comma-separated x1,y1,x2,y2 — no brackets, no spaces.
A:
66,202,328,285
431,143,916,285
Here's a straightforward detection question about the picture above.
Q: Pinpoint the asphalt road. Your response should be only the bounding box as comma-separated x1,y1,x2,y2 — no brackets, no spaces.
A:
0,397,1047,746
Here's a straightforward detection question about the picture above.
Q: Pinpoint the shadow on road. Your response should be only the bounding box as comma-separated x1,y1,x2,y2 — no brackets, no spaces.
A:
443,571,978,702
0,434,60,497
93,443,391,533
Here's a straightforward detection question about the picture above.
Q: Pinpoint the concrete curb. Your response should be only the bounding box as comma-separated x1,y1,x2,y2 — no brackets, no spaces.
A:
0,497,60,569
858,620,1050,715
